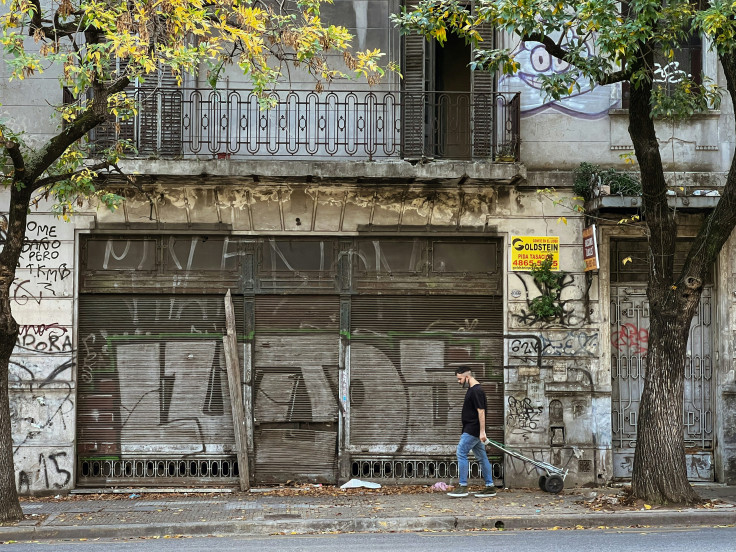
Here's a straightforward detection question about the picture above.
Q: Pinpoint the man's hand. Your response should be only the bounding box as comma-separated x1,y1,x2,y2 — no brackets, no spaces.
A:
479,431,487,443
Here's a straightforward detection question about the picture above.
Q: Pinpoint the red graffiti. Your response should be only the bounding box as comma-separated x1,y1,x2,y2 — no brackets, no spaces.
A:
611,323,649,354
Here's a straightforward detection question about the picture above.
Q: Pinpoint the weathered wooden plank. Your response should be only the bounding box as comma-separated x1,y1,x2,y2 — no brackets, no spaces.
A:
224,289,250,490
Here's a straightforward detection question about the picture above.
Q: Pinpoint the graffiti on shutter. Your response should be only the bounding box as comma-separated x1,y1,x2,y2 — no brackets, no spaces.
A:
253,296,340,483
349,296,504,449
77,295,244,485
610,239,714,481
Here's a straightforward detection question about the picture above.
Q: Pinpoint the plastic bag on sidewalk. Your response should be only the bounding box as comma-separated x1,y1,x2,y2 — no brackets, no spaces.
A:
431,482,450,491
340,479,382,490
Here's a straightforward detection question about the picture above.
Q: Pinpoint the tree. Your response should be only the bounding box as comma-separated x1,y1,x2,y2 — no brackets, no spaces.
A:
395,0,736,504
0,0,387,522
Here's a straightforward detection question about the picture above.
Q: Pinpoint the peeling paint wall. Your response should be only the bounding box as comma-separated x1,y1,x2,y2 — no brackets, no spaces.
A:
1,189,91,494
6,177,736,491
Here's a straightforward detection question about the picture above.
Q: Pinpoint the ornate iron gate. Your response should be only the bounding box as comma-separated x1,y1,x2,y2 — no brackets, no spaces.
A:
611,285,714,481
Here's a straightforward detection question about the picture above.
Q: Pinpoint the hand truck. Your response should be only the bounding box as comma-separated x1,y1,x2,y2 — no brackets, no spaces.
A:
484,438,568,494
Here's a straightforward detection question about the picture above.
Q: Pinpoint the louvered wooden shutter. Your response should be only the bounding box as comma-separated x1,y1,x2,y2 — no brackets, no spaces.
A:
92,60,135,151
401,0,426,159
93,63,182,156
471,1,495,159
138,69,182,156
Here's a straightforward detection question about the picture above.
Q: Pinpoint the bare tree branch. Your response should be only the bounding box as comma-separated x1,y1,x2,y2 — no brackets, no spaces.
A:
524,32,634,85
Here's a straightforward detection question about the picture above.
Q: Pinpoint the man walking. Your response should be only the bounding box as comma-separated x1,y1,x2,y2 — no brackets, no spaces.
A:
448,366,497,498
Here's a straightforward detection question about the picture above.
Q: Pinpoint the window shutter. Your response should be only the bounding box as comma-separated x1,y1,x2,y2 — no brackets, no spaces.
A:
92,63,182,157
138,70,183,156
401,0,426,159
471,2,495,159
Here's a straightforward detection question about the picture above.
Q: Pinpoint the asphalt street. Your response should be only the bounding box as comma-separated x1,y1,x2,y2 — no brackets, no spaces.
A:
7,527,736,551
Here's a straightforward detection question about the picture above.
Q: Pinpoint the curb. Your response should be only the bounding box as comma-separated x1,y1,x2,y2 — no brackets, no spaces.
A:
1,510,735,541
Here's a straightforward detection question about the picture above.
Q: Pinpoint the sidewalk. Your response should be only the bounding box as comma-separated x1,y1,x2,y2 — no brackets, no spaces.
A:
2,483,735,542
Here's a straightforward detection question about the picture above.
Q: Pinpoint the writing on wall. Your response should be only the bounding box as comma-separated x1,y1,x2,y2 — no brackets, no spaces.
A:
6,214,76,494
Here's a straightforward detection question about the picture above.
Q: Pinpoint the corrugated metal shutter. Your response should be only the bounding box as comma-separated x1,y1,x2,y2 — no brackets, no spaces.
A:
401,0,426,159
349,295,504,447
77,294,244,485
471,1,495,159
253,296,340,483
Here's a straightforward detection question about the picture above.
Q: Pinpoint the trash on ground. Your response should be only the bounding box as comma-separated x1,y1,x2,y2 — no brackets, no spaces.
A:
340,479,381,490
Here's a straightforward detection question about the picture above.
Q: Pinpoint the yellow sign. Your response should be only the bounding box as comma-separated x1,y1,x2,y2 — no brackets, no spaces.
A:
511,236,560,271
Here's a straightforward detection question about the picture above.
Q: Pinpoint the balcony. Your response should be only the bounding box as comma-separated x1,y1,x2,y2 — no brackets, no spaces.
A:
92,89,521,163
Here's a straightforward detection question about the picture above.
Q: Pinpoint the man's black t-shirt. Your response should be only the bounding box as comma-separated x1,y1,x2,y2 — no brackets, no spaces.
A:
461,384,487,437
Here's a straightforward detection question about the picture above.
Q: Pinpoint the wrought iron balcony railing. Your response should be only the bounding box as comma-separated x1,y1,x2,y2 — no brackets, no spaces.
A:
92,89,521,162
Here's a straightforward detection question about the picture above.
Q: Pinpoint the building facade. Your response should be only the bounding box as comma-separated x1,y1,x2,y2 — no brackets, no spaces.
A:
2,0,736,494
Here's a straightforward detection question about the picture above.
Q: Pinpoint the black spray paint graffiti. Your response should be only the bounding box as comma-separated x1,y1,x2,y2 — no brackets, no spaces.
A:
506,396,544,434
509,331,599,358
17,452,72,492
11,382,75,454
17,221,65,267
16,323,72,353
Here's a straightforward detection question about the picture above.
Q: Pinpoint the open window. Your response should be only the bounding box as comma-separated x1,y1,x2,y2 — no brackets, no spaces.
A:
401,1,495,160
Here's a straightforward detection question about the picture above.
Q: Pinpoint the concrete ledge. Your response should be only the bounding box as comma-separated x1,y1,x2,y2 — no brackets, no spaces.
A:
588,195,720,211
118,159,526,184
2,510,734,542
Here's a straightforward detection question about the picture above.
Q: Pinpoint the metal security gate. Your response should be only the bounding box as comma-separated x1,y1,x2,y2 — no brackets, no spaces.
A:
253,296,340,483
77,295,244,486
611,285,714,481
349,295,504,480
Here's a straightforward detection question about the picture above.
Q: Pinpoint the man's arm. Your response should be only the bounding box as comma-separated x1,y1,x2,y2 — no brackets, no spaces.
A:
477,408,487,442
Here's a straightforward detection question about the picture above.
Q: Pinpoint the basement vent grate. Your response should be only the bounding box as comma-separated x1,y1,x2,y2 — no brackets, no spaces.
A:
78,457,239,483
350,458,504,481
578,459,593,473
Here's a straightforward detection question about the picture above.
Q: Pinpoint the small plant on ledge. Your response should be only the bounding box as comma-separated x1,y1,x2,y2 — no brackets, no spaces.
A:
573,162,641,201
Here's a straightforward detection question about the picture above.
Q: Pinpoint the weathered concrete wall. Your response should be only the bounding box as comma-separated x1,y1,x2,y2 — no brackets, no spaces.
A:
4,179,612,491
6,174,736,490
497,31,735,173
1,188,93,494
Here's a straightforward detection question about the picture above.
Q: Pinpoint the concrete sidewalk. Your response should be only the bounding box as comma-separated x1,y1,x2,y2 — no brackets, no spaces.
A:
2,483,735,542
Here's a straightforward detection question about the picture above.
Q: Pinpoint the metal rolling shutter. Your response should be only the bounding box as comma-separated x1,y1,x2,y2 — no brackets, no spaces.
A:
253,296,340,484
77,294,244,485
349,295,504,448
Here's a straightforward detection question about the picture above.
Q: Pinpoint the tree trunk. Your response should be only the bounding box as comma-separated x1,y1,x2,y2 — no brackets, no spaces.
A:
632,300,700,504
626,55,699,504
0,184,32,522
0,302,23,522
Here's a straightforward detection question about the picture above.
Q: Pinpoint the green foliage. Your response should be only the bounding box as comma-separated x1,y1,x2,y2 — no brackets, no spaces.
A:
573,162,642,200
528,255,566,321
394,0,727,119
1,0,390,217
650,77,723,119
529,294,564,320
